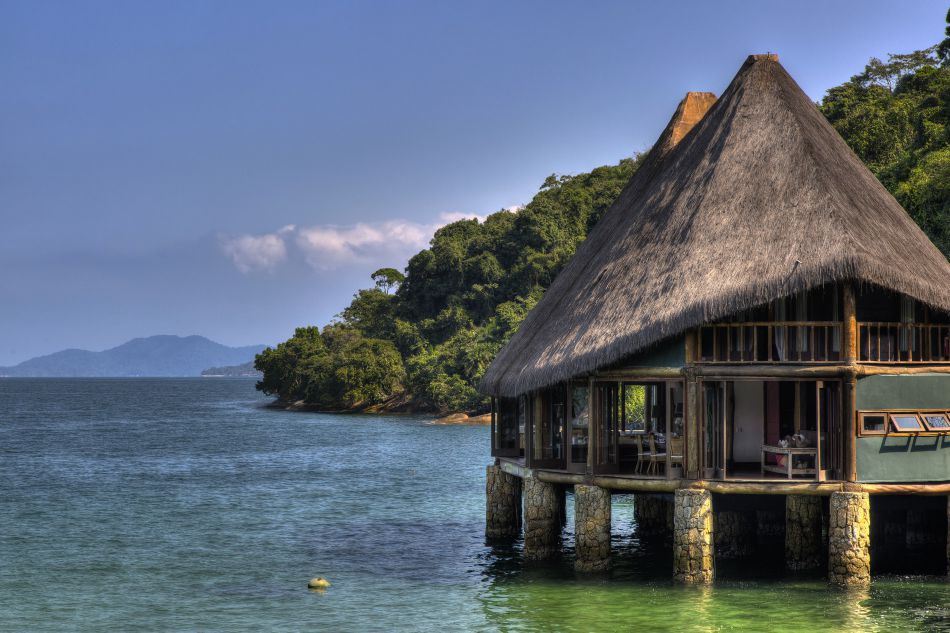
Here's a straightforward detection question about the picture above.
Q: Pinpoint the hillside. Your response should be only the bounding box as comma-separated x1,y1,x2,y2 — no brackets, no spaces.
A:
0,335,265,377
202,361,262,378
256,30,950,414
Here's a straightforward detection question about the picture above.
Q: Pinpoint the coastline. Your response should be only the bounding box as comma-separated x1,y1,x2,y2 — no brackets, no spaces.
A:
265,398,491,425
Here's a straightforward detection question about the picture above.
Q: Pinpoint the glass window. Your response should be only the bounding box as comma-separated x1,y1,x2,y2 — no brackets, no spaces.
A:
569,385,589,466
494,398,519,452
890,413,924,433
670,383,684,437
859,413,887,434
922,413,950,431
622,384,646,432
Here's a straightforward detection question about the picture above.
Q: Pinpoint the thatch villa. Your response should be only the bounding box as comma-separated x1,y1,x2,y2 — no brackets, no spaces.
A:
481,54,950,585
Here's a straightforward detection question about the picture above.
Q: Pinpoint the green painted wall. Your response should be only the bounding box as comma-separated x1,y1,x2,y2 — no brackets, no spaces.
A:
623,336,685,368
856,373,950,482
857,435,950,482
856,374,950,410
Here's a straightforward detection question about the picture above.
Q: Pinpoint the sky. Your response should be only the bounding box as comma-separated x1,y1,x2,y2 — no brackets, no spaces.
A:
1,0,947,365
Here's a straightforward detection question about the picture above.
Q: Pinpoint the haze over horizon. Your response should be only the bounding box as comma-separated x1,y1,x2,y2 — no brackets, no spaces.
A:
2,0,946,365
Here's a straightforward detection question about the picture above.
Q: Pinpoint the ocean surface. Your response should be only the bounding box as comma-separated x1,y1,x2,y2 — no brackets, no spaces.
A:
3,378,950,632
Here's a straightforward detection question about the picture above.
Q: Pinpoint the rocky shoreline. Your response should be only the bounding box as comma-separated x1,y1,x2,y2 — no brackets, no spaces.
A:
266,399,491,425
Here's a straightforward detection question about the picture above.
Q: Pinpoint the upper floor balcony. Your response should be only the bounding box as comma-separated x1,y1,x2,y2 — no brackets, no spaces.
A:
698,321,950,364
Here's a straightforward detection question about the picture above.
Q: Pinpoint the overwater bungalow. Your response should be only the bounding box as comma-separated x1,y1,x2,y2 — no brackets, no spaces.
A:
480,54,950,585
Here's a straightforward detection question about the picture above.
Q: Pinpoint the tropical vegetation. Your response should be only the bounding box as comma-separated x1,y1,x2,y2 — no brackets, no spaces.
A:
256,17,950,413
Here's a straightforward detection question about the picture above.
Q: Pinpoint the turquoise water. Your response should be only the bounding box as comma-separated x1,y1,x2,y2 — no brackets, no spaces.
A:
2,378,950,631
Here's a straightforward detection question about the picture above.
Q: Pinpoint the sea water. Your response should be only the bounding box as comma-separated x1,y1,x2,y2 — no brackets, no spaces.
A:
2,378,950,632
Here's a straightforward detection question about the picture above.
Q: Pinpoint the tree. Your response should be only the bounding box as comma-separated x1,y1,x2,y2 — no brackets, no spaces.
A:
371,267,405,294
938,8,950,62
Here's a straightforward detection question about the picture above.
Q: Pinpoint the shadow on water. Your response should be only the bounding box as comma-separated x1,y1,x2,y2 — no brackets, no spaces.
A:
477,493,950,633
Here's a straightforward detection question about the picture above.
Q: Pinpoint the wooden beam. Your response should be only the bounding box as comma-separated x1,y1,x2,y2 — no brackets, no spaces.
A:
594,367,684,379
536,470,584,485
504,459,950,496
857,365,950,376
591,476,681,493
499,458,528,479
694,480,841,496
694,365,850,379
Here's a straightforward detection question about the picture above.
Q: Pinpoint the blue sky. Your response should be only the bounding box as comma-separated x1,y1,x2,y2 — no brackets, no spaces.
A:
1,0,946,365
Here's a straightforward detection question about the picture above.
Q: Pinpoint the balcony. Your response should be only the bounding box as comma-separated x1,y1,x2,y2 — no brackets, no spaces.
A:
859,322,950,363
698,322,842,363
698,321,950,364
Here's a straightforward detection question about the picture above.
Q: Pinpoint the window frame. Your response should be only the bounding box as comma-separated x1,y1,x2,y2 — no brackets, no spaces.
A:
857,409,950,436
920,412,950,432
858,411,889,436
888,412,924,434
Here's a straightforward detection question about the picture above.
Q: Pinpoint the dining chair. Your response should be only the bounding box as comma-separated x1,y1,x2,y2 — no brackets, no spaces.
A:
633,435,644,474
669,437,683,472
648,434,666,476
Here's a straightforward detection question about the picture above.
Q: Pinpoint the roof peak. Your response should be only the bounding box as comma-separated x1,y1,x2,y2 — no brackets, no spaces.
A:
747,52,779,63
657,91,717,154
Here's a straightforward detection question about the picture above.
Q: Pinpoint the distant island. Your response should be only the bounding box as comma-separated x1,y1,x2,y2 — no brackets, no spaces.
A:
0,335,266,377
201,361,262,378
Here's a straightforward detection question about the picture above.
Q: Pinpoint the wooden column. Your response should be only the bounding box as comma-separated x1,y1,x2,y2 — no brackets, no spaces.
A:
684,329,700,480
685,372,700,479
844,284,857,363
843,373,857,482
843,285,858,482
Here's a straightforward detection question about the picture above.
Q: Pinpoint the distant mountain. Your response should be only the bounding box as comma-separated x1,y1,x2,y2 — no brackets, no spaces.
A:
0,335,267,377
201,361,262,378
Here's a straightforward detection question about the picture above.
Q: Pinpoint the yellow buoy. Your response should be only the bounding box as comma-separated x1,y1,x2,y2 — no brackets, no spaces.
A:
308,577,331,590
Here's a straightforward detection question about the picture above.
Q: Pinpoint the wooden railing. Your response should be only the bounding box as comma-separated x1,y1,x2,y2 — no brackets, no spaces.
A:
698,322,842,363
859,322,950,363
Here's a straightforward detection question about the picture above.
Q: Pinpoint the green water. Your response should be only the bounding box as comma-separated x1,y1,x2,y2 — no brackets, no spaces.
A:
2,378,949,631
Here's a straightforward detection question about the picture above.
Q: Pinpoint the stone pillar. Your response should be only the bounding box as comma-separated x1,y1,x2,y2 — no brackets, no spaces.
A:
574,485,611,572
673,489,714,584
485,465,521,539
523,474,561,560
828,491,871,587
714,510,755,559
786,495,822,570
634,493,674,542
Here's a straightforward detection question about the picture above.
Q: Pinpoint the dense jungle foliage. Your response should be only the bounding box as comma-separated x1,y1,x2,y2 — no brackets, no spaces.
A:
256,19,950,413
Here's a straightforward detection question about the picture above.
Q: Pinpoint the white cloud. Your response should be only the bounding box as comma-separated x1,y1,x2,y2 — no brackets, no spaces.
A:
438,211,488,224
295,220,432,270
220,232,288,273
220,206,523,273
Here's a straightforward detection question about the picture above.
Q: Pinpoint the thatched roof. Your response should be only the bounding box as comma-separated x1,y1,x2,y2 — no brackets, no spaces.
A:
481,54,950,398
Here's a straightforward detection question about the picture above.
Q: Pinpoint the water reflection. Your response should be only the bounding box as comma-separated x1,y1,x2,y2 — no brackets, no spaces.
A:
477,502,950,633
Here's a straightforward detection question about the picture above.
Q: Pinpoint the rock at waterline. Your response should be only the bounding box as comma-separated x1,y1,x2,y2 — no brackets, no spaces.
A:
430,412,491,425
308,577,331,590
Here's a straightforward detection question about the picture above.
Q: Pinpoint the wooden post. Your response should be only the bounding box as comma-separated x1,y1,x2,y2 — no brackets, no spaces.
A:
843,285,858,482
587,377,596,475
685,372,700,479
685,328,698,365
844,284,857,364
843,372,857,482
